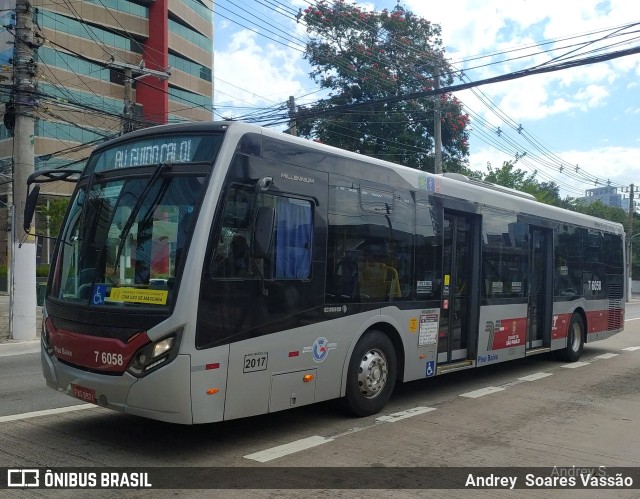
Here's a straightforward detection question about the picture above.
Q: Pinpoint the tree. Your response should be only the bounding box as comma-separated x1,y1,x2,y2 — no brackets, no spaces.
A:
567,198,628,225
298,1,470,172
37,197,69,238
482,160,563,205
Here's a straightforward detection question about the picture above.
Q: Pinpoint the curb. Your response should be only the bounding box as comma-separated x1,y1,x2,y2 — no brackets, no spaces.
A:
0,339,40,357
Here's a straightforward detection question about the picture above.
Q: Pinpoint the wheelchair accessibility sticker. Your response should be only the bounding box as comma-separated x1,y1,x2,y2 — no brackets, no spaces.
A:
92,285,107,305
426,360,435,378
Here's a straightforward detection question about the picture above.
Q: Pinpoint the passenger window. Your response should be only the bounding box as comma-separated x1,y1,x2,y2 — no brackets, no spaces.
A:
326,176,413,303
555,225,583,297
272,197,313,279
481,209,528,300
211,186,313,280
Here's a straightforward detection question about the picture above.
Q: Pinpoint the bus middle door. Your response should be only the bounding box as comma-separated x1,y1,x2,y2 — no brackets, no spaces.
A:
526,226,553,351
438,212,475,364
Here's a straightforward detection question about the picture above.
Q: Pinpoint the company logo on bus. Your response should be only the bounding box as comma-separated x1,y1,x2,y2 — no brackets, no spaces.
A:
324,305,347,314
303,337,338,363
485,318,525,350
281,172,314,184
313,337,329,362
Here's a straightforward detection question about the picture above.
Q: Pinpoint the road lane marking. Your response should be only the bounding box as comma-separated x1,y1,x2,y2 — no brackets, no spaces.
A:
244,406,439,462
561,361,590,369
244,346,629,462
0,404,95,423
622,346,640,351
460,386,505,398
328,425,374,439
518,372,553,382
244,436,332,463
592,353,619,360
375,406,436,423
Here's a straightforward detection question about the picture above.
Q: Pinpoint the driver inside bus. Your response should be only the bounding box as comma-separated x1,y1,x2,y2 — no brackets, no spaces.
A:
224,234,251,277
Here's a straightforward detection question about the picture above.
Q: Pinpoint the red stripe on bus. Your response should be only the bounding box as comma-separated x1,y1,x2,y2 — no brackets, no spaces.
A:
490,317,527,350
47,317,150,373
586,308,623,334
552,313,572,339
553,309,623,339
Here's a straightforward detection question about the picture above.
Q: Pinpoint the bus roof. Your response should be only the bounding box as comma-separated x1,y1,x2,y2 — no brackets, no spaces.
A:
97,121,625,236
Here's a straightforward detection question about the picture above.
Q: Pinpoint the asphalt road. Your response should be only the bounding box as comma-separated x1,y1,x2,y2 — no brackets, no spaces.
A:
1,302,640,498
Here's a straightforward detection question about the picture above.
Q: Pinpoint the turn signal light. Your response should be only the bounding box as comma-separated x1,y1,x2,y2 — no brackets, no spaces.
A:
303,374,314,383
207,388,220,395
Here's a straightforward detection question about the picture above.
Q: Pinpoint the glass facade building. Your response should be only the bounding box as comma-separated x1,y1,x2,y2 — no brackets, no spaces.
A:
0,0,213,269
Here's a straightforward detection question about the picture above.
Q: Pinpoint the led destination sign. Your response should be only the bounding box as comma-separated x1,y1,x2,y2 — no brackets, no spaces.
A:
113,139,195,169
90,134,222,173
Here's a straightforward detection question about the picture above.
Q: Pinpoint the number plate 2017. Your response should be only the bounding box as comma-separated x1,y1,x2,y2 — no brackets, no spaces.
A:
243,352,268,373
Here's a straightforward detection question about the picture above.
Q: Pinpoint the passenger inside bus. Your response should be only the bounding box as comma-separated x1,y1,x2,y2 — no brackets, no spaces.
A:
358,253,401,300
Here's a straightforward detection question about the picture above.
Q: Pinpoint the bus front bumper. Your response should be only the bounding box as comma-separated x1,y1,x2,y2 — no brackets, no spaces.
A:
41,345,194,424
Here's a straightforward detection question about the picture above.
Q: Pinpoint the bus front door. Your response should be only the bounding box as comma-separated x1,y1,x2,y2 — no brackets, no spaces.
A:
527,226,553,351
438,212,474,364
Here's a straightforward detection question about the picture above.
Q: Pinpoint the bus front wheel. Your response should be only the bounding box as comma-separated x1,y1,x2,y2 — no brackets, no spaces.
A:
556,313,584,362
344,330,397,417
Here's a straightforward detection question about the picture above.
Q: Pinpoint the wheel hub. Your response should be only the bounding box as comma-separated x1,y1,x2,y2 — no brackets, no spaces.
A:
358,348,388,399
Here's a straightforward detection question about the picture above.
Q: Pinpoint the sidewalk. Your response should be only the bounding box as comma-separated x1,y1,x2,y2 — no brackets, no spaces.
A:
0,294,42,348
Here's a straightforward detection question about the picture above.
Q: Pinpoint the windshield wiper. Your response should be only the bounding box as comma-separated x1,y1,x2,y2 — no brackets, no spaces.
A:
113,162,170,273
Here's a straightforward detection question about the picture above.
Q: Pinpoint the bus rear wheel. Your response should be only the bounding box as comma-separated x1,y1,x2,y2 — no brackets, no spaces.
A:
556,313,584,362
344,330,397,417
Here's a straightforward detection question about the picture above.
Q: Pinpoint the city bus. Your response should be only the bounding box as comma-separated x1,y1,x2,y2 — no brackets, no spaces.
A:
25,121,626,424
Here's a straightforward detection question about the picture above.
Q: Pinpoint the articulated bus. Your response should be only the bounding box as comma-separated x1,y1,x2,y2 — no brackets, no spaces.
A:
26,122,625,424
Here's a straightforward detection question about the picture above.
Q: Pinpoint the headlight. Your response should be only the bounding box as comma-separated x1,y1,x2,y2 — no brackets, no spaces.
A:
127,329,182,378
152,337,174,358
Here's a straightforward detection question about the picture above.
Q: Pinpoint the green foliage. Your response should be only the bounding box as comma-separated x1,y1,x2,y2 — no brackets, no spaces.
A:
37,198,70,238
36,264,50,278
483,161,563,206
0,264,48,277
567,198,628,225
298,1,470,172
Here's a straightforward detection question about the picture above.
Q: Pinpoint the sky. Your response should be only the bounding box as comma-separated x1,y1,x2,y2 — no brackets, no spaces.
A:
213,0,640,201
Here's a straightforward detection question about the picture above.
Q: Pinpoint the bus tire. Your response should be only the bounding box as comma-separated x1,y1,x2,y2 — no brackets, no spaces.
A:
344,330,397,417
556,313,584,362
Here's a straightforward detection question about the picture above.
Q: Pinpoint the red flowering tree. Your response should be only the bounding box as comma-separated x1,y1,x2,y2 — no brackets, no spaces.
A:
297,1,470,172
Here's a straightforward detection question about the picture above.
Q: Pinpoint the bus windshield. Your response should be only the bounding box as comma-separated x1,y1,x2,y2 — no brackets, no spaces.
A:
49,135,220,309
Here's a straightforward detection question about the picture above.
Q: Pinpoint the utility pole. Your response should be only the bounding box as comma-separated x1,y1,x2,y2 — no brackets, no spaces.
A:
107,58,171,134
287,96,297,136
123,67,134,134
628,184,634,302
433,66,442,174
10,0,38,340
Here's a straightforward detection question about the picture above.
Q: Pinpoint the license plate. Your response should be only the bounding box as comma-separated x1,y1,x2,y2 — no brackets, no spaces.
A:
71,383,96,404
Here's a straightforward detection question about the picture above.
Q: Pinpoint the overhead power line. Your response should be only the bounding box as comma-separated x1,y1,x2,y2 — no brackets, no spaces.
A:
288,44,640,121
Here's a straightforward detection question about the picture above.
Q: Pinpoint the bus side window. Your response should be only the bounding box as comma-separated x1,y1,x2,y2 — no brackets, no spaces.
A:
211,186,256,279
272,197,313,280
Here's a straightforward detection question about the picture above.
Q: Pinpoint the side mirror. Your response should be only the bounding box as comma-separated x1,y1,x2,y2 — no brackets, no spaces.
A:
23,185,40,233
253,206,275,258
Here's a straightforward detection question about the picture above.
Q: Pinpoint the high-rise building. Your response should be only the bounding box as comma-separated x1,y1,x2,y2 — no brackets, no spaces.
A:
0,0,214,276
578,186,631,213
